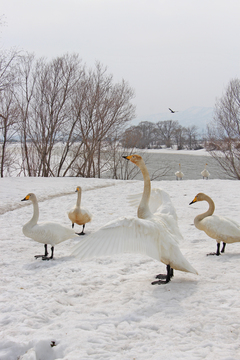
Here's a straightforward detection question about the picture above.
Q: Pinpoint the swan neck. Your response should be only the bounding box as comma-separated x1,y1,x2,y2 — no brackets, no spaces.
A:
30,197,39,225
195,195,215,224
76,190,82,207
137,161,151,219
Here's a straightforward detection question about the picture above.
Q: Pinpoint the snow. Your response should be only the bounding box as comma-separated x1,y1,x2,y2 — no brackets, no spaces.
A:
1,175,240,360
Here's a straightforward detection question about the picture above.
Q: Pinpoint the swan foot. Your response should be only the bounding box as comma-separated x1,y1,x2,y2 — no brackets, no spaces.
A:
155,274,167,279
77,224,86,236
207,243,221,256
151,278,171,285
41,255,54,261
35,246,54,260
34,244,49,259
152,265,173,285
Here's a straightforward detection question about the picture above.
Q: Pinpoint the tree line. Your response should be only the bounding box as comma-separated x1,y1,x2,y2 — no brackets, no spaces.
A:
0,50,200,179
1,49,240,179
121,120,200,150
0,51,138,178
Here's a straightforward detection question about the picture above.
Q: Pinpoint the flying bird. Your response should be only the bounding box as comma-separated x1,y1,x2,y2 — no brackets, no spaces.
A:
168,108,178,113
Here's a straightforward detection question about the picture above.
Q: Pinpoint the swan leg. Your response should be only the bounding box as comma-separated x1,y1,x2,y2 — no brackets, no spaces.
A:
72,223,74,229
77,224,85,236
151,265,173,285
42,246,54,260
207,242,221,256
34,244,48,259
221,242,226,253
155,266,174,280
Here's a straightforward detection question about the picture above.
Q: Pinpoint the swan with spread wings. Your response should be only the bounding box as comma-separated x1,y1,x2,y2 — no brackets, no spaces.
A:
72,155,197,284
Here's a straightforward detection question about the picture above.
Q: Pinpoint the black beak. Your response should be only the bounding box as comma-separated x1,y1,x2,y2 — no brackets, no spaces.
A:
21,198,27,201
189,200,194,205
122,156,129,160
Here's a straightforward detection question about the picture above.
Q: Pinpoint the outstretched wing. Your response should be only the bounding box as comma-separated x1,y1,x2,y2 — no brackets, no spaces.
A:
71,216,161,261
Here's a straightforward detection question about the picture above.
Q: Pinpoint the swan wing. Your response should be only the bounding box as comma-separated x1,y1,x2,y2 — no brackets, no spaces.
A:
201,169,210,177
128,188,178,218
71,216,161,261
152,189,183,242
201,215,240,239
23,222,76,245
128,188,182,242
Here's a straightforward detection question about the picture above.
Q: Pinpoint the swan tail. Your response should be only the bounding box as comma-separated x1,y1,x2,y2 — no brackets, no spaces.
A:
163,245,198,275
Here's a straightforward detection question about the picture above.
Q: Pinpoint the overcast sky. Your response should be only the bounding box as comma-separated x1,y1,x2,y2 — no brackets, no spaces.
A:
1,0,240,118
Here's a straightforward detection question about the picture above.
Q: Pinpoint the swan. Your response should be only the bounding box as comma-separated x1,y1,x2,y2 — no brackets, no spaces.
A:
201,163,210,179
72,155,197,284
189,192,240,255
175,163,184,180
68,186,92,235
21,193,77,260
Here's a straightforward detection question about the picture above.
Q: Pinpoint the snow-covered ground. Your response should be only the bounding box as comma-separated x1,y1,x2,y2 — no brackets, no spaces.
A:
1,174,240,360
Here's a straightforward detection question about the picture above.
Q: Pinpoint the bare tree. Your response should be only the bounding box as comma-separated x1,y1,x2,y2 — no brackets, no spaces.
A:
185,125,199,150
0,88,19,176
18,53,84,177
72,62,135,178
0,49,20,176
121,126,143,149
173,124,186,150
155,120,178,148
0,49,19,92
207,78,240,179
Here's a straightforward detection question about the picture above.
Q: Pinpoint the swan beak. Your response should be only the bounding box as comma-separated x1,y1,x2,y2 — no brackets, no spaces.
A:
123,155,131,160
21,194,30,201
189,197,197,205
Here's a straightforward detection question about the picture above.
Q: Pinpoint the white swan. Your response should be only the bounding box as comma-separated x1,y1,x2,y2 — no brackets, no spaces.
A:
68,186,92,235
189,192,240,255
175,163,184,180
201,163,210,179
22,193,77,260
72,155,197,284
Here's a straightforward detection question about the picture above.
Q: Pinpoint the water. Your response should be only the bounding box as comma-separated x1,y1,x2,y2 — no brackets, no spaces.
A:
135,152,232,181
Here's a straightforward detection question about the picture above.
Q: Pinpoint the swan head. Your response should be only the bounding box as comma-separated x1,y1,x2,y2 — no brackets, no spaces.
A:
189,193,206,205
75,186,82,193
21,193,36,202
123,154,143,165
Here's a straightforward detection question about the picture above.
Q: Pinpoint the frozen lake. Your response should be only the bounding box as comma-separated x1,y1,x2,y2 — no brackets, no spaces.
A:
133,151,231,181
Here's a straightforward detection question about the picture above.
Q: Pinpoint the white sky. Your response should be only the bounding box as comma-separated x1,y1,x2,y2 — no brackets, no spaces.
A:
1,0,240,118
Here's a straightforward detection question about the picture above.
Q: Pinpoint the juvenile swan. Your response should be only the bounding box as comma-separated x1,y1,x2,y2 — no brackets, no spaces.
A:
175,163,184,180
201,163,210,179
68,186,92,235
189,192,240,255
22,193,76,260
72,155,197,284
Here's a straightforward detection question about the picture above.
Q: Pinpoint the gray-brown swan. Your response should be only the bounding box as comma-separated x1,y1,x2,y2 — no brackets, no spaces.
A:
68,186,92,235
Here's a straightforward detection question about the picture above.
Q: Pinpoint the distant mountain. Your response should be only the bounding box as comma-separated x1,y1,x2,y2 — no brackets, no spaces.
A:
131,106,214,133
